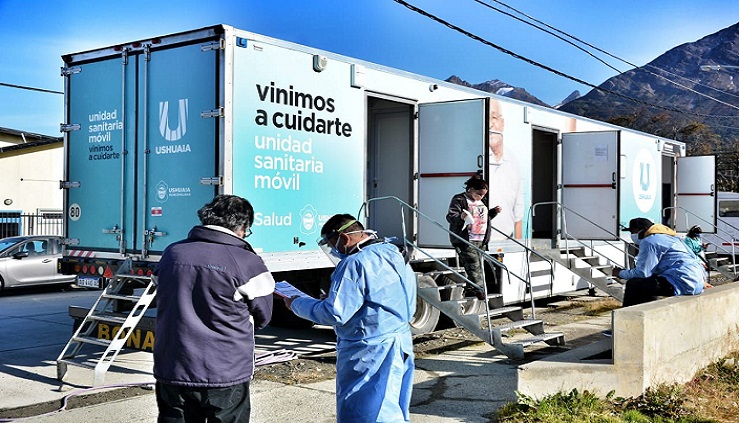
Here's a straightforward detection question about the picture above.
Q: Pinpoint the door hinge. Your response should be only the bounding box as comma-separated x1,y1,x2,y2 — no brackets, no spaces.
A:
61,67,81,76
60,181,81,189
200,177,223,186
200,107,224,118
201,39,225,52
60,123,81,132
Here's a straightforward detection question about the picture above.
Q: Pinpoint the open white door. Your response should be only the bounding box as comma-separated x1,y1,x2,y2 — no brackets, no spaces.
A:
561,131,620,240
675,155,716,232
417,98,486,247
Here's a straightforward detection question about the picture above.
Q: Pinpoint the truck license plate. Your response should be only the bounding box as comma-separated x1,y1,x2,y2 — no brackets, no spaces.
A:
76,276,101,289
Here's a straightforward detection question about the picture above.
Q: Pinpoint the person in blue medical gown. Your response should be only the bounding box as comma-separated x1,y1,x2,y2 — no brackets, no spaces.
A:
284,214,416,423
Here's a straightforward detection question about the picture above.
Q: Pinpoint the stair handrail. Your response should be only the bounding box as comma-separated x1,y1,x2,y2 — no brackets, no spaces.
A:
528,201,637,273
662,206,737,274
486,223,557,303
359,196,552,327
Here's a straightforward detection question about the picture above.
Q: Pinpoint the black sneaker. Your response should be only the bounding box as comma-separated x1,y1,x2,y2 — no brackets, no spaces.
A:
602,330,613,338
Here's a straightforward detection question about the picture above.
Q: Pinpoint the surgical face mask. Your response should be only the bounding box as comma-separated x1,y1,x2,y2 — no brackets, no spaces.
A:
630,233,641,246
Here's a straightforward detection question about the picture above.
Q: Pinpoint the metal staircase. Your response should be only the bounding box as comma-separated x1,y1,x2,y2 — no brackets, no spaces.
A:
416,270,564,360
536,245,625,302
362,196,565,360
56,258,157,386
706,251,739,282
665,205,739,283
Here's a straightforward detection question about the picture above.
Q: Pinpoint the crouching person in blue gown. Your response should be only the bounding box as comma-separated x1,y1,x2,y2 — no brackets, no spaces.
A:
284,214,416,423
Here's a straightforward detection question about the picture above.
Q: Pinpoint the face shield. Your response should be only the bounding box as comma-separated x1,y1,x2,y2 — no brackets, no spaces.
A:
317,220,377,265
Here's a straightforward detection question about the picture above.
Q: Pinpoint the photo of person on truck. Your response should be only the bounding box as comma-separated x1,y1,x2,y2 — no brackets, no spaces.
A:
284,214,416,423
153,195,275,423
446,174,501,299
487,99,524,240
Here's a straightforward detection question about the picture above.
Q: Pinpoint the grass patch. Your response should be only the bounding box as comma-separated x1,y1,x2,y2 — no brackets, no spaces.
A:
580,298,621,316
496,354,739,422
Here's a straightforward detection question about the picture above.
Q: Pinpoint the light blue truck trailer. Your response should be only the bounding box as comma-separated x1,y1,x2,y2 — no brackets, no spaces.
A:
58,25,716,335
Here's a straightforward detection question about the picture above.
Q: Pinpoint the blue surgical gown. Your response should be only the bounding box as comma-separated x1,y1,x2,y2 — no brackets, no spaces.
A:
291,240,417,423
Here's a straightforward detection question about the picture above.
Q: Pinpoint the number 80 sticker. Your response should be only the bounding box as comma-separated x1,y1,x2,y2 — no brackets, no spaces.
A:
69,203,82,221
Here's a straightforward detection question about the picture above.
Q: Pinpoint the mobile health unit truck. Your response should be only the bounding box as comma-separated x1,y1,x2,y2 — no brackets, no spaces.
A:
58,24,716,336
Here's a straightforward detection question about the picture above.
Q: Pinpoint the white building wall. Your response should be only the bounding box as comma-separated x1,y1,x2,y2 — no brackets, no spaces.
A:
0,144,64,214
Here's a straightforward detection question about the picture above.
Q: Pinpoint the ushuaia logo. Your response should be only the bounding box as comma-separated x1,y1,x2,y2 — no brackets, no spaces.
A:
300,205,318,235
155,181,169,203
159,99,188,141
632,149,657,212
156,99,192,155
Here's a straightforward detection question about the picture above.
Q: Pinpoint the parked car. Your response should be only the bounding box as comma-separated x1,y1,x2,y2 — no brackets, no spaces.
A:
0,235,75,290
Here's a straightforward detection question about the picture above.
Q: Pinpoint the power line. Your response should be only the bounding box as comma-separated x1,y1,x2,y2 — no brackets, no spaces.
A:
390,0,738,120
0,82,63,95
482,0,739,106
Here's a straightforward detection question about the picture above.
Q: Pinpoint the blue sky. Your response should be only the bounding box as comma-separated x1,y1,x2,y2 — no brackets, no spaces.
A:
1,0,737,136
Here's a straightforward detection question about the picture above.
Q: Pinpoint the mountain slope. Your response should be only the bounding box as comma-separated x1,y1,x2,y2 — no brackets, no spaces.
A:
559,22,739,142
445,76,549,107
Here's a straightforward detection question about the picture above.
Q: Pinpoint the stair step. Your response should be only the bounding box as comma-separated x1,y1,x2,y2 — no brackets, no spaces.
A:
419,283,465,293
507,332,565,348
102,293,143,302
424,269,464,278
88,314,128,325
72,335,112,347
451,293,503,303
529,269,553,278
492,319,542,333
475,306,522,319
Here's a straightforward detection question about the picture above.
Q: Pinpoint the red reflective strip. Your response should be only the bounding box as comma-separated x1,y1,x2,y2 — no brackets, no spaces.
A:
68,250,96,258
419,172,478,178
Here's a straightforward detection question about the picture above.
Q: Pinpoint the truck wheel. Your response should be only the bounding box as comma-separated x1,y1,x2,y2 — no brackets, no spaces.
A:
448,287,486,325
410,276,440,335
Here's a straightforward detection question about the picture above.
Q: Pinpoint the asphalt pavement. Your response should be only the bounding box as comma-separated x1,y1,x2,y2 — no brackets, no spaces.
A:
0,286,610,422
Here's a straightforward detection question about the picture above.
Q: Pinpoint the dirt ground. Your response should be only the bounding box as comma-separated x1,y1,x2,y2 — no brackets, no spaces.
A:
0,292,639,419
254,293,617,385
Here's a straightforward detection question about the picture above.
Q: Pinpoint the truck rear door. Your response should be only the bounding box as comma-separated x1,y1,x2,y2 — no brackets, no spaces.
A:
417,98,486,247
561,131,620,240
64,30,220,256
137,42,219,254
675,155,716,232
65,57,135,253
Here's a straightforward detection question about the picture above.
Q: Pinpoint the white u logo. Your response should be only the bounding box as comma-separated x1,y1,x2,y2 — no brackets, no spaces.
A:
159,99,188,141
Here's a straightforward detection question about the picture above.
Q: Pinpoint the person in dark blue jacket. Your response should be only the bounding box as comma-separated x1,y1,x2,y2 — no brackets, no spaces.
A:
154,195,275,423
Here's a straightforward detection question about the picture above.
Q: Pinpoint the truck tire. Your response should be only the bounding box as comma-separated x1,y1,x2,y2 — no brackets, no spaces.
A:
448,288,486,327
410,276,440,335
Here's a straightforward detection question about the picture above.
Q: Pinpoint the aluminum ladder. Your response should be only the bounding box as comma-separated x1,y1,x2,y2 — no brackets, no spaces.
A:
56,258,157,386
